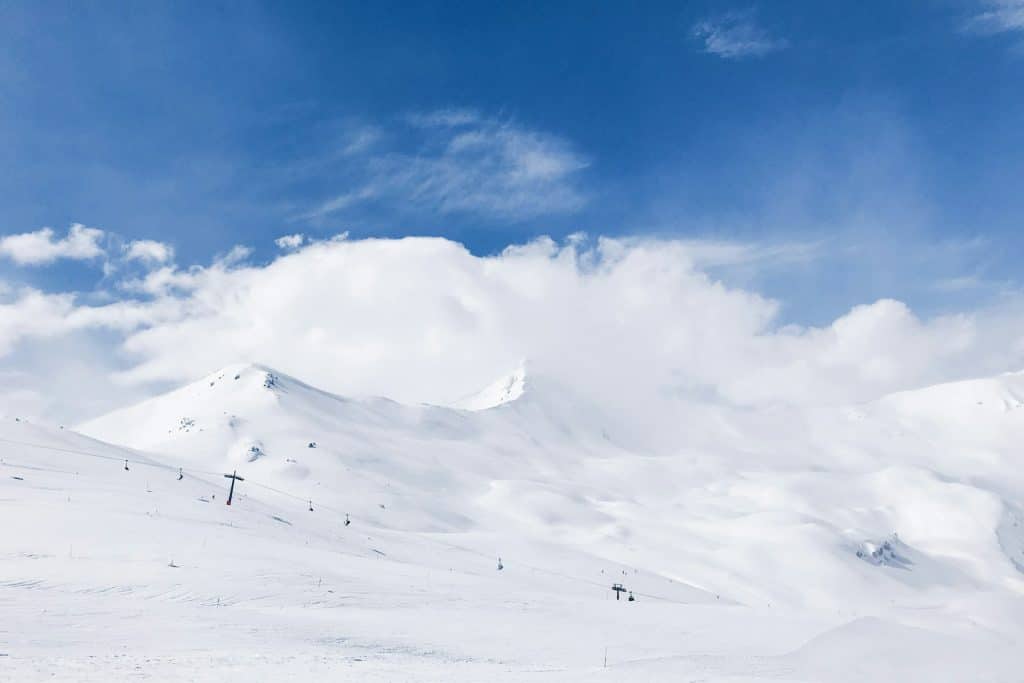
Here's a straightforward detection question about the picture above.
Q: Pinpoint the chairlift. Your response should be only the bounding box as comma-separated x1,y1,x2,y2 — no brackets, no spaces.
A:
177,467,184,481
123,459,129,471
308,500,314,512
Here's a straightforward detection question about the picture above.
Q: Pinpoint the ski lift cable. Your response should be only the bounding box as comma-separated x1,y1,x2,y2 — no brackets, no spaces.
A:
0,459,82,476
187,468,681,604
0,435,342,515
245,480,350,517
0,435,697,606
0,435,224,476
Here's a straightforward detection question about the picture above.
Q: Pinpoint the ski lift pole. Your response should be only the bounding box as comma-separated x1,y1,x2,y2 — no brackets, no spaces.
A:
223,470,244,505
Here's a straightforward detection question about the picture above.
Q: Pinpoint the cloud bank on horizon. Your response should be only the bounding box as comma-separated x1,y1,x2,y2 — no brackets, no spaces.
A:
2,228,1024,432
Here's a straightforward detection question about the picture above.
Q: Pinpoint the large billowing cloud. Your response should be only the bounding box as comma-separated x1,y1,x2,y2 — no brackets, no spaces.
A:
2,234,1024,430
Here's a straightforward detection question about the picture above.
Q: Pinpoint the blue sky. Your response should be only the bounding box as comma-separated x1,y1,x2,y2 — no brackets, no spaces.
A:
2,1,1024,324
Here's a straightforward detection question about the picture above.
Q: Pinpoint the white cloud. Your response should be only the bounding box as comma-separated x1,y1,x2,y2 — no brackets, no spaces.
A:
0,223,106,265
124,239,174,264
406,108,482,128
933,275,983,292
692,10,788,60
673,239,819,269
341,125,383,156
4,235,1024,434
304,112,589,222
218,245,253,266
274,234,305,250
303,186,379,220
0,285,155,357
965,1,1024,35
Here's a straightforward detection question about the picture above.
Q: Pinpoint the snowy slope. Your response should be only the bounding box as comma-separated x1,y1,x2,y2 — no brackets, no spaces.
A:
76,363,1024,609
4,415,1020,681
4,367,1024,679
77,363,625,534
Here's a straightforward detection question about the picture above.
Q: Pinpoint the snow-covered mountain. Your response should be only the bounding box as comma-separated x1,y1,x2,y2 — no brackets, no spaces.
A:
4,365,1024,679
76,362,626,533
76,363,1024,605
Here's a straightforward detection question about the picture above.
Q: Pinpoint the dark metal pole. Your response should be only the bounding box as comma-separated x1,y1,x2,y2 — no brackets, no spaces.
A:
224,470,244,505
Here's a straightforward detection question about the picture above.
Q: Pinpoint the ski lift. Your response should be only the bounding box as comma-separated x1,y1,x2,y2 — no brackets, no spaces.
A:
612,583,627,600
344,514,351,527
177,467,183,481
497,557,504,571
123,459,129,471
628,591,635,602
308,500,314,512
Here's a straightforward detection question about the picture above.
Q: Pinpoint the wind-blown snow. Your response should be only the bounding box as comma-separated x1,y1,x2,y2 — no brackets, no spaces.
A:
3,364,1024,680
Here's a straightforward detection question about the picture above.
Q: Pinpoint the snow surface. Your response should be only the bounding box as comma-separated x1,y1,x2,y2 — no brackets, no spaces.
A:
3,364,1024,680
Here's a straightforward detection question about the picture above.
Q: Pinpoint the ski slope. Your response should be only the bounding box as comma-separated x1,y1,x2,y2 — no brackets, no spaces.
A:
3,364,1024,680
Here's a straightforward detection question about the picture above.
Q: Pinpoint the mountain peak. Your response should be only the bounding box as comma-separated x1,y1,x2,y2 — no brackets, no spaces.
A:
191,362,305,396
204,361,275,381
455,360,529,411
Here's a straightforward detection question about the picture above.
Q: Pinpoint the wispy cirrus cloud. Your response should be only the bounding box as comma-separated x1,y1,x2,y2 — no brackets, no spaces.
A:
964,0,1024,35
692,9,787,60
340,125,383,156
405,107,482,128
303,186,379,221
303,110,589,223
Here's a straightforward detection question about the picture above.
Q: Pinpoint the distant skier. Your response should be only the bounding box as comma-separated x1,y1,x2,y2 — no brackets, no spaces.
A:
344,514,351,527
497,557,504,571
